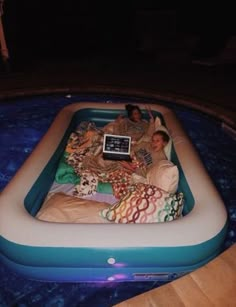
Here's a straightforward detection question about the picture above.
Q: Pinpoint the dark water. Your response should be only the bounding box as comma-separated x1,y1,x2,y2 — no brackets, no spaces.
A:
0,94,236,306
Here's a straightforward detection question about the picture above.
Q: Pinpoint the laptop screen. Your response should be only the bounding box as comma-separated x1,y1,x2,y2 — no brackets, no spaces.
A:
103,134,131,156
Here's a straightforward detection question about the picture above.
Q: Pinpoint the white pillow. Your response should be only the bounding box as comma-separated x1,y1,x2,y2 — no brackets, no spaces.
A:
146,159,179,194
36,193,111,223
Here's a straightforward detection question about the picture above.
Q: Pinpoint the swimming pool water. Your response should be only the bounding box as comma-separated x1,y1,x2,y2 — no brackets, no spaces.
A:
0,94,236,306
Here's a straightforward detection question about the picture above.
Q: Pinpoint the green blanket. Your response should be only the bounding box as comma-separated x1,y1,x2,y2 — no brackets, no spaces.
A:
55,153,80,185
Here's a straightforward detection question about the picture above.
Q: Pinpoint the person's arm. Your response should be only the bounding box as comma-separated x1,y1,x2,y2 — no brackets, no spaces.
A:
145,105,155,123
119,161,136,173
144,105,155,136
119,159,147,177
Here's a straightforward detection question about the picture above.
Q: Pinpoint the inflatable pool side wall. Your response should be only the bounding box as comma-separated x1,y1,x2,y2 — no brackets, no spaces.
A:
0,102,228,281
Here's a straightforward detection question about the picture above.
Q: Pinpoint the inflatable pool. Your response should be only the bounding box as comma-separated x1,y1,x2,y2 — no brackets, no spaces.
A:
0,102,228,282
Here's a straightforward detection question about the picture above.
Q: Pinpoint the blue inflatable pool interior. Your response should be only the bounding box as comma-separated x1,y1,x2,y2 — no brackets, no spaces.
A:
0,94,236,306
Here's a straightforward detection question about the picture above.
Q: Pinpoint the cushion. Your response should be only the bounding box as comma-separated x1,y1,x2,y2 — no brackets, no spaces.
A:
100,183,184,223
146,159,179,194
36,192,112,223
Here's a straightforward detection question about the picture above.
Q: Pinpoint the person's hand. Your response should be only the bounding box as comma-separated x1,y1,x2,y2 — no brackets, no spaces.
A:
145,105,154,123
119,161,136,173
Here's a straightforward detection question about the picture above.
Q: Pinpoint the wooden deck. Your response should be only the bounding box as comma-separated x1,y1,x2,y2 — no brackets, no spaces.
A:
114,244,236,307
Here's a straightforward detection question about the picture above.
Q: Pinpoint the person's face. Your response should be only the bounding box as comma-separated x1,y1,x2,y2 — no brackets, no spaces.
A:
151,134,166,152
131,109,141,122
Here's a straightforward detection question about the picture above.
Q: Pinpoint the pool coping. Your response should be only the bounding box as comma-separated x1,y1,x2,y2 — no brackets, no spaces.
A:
0,85,235,130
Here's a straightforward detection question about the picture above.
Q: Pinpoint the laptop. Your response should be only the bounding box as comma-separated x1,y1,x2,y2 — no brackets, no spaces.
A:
103,134,132,161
